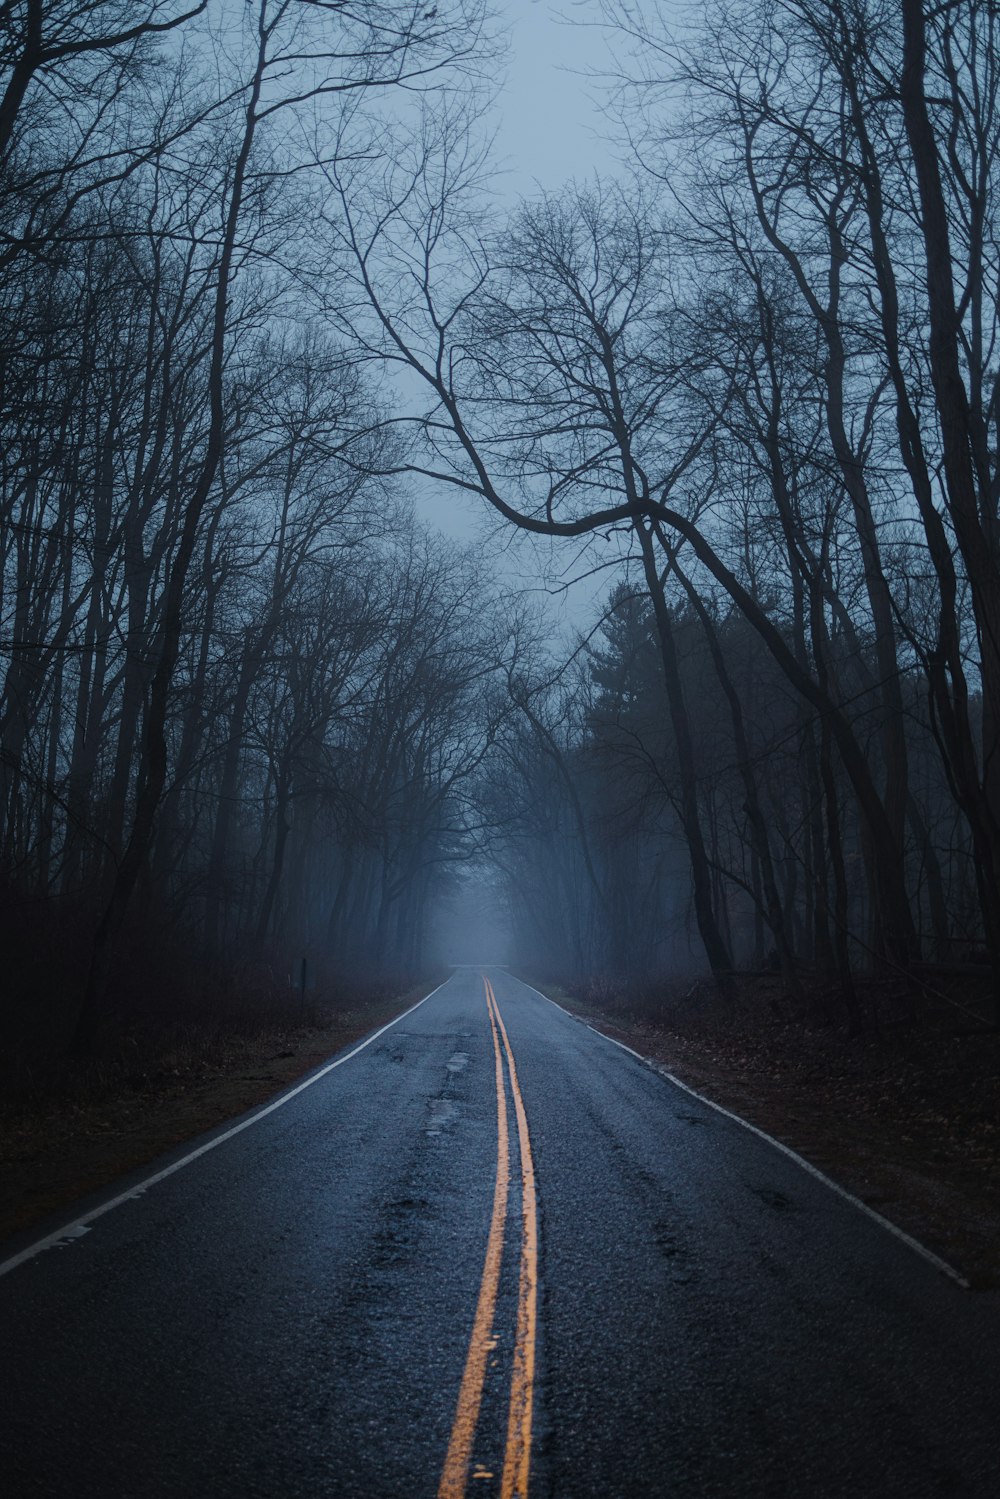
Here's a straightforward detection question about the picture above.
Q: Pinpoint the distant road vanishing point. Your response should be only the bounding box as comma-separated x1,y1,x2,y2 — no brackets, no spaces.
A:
1,969,999,1497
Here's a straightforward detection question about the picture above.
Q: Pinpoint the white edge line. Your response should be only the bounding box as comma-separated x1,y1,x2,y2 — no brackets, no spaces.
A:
519,980,971,1290
0,977,452,1281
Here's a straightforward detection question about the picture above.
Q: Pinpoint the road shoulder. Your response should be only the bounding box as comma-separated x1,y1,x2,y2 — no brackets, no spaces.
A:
527,978,1000,1290
0,983,433,1250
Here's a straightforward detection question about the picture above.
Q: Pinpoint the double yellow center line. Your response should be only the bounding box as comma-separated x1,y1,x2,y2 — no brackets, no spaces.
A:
437,976,538,1499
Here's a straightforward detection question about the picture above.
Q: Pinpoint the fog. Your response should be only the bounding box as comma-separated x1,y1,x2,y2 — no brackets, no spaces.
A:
2,0,1000,1063
427,872,514,969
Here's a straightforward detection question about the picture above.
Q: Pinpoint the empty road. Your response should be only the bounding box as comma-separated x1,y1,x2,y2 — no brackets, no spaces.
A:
1,968,998,1498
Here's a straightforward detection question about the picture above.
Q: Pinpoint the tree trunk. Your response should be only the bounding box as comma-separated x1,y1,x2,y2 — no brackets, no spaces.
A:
637,523,735,993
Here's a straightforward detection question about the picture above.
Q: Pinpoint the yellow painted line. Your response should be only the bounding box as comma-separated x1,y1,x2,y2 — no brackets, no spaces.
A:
486,977,538,1499
437,986,511,1499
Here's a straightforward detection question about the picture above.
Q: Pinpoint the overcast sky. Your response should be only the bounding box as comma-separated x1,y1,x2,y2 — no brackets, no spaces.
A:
493,0,621,197
412,0,631,628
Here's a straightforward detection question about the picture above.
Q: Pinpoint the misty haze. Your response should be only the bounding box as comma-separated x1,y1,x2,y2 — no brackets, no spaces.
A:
1,3,999,1497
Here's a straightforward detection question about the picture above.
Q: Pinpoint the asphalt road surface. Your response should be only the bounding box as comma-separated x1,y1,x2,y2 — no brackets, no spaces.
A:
2,969,999,1498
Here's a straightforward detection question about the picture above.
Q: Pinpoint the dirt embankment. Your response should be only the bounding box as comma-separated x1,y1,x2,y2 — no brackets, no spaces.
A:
0,985,428,1249
535,975,1000,1290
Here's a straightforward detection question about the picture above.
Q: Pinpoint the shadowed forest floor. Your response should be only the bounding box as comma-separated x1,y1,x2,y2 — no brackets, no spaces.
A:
543,974,1000,1289
0,981,431,1248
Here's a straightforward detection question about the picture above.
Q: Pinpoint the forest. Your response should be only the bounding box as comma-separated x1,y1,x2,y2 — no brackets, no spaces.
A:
2,0,1000,1070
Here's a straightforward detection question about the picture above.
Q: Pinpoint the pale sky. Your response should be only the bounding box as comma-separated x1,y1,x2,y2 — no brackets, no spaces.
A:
492,0,621,198
413,1,629,626
412,1,691,628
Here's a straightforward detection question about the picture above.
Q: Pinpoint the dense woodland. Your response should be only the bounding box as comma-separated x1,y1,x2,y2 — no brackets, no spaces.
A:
2,0,1000,1056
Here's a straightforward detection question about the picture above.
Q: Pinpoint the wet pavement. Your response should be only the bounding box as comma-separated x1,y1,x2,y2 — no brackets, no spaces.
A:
1,968,998,1497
